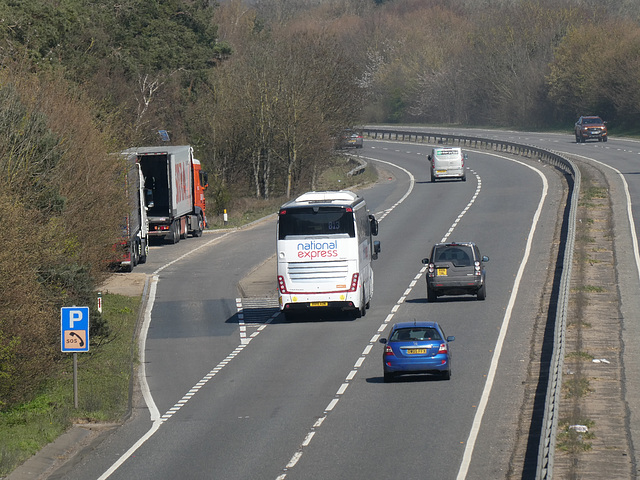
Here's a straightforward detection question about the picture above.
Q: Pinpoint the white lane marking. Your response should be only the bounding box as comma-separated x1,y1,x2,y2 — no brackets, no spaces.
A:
456,154,548,479
154,230,235,275
362,156,415,221
277,156,416,478
302,432,316,447
325,399,339,411
276,155,482,479
98,231,278,479
562,151,640,284
97,275,163,480
277,149,549,479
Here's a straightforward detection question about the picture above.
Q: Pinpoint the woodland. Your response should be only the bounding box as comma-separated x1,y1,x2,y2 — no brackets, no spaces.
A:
1,0,640,409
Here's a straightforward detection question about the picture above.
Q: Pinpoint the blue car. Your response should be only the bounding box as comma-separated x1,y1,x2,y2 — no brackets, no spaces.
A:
379,321,454,382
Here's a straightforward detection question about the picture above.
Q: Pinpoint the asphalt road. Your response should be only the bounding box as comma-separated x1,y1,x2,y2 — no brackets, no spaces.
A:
30,139,574,479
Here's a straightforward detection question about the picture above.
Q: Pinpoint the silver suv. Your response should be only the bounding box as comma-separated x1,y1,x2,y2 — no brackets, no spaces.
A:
421,242,488,301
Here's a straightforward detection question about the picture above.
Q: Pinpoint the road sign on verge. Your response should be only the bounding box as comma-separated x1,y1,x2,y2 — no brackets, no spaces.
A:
61,307,90,352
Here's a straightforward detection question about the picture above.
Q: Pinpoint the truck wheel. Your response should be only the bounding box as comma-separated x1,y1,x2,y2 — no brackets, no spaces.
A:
125,240,137,272
180,219,187,240
193,215,204,237
168,220,180,244
132,239,140,267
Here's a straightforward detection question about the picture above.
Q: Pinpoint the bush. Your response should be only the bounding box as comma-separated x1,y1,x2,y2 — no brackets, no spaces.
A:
0,69,125,410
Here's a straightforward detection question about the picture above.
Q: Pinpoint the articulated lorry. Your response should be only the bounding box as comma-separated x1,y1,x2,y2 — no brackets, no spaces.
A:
122,145,208,244
116,155,151,271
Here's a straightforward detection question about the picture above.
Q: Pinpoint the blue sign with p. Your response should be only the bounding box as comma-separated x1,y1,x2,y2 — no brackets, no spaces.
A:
61,307,90,352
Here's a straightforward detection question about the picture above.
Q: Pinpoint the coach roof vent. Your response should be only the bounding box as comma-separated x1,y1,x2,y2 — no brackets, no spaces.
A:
294,191,358,204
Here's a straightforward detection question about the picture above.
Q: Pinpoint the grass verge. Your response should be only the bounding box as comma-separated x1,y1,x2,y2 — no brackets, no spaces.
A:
0,294,140,476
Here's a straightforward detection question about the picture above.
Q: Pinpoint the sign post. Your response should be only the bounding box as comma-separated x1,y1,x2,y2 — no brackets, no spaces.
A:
61,307,90,408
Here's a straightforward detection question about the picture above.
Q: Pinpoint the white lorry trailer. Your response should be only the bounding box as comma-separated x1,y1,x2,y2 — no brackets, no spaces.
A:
116,155,150,271
122,145,208,244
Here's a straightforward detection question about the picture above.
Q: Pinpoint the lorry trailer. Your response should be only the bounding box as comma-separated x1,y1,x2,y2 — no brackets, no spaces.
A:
122,145,208,244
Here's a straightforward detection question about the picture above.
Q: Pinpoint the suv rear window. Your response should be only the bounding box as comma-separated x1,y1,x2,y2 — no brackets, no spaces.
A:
432,245,474,266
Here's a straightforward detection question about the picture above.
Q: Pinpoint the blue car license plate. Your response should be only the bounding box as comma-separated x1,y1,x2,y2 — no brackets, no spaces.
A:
407,348,427,354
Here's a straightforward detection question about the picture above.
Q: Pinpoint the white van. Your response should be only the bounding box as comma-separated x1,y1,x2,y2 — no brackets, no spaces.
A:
428,147,466,182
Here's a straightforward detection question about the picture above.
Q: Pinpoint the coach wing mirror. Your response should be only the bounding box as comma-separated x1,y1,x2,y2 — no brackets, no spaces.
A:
369,214,379,236
372,240,381,260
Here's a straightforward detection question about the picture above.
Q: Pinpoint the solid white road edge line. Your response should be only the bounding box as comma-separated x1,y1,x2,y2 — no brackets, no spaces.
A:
456,153,548,479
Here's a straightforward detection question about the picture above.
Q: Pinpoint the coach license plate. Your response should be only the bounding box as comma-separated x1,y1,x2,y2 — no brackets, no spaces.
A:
437,268,447,276
310,302,328,307
407,348,427,354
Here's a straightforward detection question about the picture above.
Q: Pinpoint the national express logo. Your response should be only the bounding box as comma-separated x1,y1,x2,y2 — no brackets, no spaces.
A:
297,240,339,259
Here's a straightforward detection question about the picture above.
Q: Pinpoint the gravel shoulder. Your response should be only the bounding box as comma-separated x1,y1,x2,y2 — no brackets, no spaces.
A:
549,157,640,478
97,272,149,297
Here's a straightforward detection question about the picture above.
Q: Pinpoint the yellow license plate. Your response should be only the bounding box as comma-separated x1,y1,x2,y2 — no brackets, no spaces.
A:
436,170,446,173
310,302,328,307
407,348,427,354
437,268,447,276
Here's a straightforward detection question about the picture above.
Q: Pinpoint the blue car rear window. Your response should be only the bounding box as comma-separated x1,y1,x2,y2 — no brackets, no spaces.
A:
391,328,441,341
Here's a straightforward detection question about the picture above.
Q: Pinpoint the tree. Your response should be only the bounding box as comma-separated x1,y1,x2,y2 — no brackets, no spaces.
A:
547,19,640,125
0,69,125,407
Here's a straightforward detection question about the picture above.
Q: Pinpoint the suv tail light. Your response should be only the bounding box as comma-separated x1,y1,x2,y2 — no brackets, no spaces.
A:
474,261,481,275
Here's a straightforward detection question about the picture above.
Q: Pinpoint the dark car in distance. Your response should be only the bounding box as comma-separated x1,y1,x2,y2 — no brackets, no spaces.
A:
422,242,488,301
338,129,363,149
575,116,607,143
380,321,454,382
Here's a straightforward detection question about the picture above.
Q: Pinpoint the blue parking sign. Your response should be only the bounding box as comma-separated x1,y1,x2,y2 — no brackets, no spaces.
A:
61,307,90,352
